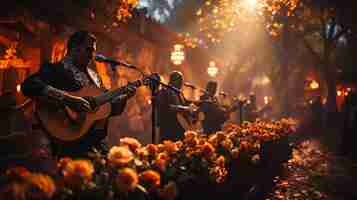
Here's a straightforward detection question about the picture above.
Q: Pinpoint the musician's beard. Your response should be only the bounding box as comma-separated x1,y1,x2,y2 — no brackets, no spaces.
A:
66,51,92,71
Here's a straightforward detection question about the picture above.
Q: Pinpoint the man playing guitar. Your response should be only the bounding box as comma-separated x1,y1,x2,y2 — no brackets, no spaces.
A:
156,71,197,142
197,81,230,134
21,31,137,158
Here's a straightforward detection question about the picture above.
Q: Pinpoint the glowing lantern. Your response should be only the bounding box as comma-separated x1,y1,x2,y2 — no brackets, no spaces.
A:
264,96,269,104
207,61,218,77
170,44,185,65
16,84,21,93
309,80,319,90
337,90,342,96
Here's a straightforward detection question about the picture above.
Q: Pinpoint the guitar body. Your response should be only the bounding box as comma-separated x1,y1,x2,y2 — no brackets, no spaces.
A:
177,112,202,132
195,99,240,131
36,86,111,141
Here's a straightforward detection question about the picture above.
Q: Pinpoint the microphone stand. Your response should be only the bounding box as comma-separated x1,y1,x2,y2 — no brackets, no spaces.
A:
150,79,159,144
111,63,180,144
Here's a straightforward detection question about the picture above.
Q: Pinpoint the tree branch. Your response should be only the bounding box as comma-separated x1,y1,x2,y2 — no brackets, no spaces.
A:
319,6,327,40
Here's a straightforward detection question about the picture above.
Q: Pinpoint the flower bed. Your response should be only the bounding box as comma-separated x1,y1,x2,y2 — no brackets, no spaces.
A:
0,118,296,200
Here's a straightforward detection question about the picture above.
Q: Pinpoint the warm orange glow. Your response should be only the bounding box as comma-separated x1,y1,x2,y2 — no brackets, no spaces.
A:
264,96,269,104
0,42,29,69
243,0,258,10
309,80,319,90
116,0,139,22
344,92,349,96
207,61,218,77
337,91,342,96
16,84,21,93
181,0,301,47
51,39,66,62
95,62,112,89
171,44,185,65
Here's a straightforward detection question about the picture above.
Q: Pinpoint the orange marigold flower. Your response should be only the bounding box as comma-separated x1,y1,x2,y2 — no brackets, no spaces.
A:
209,166,227,183
157,144,165,153
197,138,206,146
189,138,199,147
146,144,159,156
184,131,198,142
222,123,237,132
135,147,149,160
154,152,170,171
139,170,161,188
58,157,72,169
175,141,183,150
154,158,167,172
208,134,219,147
6,166,31,178
25,173,56,199
120,137,142,152
227,131,238,139
201,142,215,158
216,156,226,168
221,139,234,150
107,146,134,167
239,141,250,151
157,152,170,161
62,159,94,186
115,168,139,192
215,131,227,141
163,140,179,154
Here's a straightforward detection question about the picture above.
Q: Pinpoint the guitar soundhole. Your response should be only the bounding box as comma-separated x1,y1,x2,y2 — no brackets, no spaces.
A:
64,107,86,125
90,106,99,113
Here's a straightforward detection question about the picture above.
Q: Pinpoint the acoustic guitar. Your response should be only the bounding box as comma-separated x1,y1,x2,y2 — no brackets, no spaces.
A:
176,103,201,131
36,75,157,141
196,98,241,125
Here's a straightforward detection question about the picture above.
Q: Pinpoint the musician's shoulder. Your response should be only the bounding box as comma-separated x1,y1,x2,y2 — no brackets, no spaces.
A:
158,87,169,93
39,61,66,73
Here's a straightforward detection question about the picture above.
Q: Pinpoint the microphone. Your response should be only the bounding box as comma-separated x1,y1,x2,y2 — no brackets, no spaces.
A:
95,54,136,69
184,82,196,89
219,92,227,97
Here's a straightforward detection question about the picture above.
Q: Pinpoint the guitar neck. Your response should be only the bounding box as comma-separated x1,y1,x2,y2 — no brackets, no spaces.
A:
95,80,142,106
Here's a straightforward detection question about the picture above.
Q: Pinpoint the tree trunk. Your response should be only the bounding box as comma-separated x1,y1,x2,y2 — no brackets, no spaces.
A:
322,41,338,125
277,22,291,117
324,64,338,123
